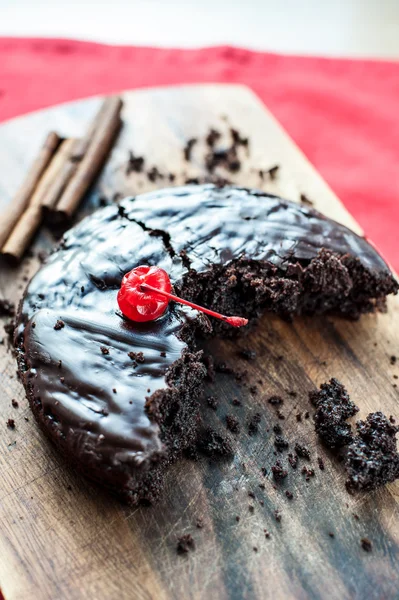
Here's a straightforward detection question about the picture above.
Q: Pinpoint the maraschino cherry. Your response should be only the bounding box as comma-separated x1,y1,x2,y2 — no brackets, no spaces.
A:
117,265,248,327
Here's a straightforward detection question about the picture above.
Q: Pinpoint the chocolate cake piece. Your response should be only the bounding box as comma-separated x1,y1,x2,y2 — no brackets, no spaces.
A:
15,185,397,503
310,379,359,448
345,412,399,491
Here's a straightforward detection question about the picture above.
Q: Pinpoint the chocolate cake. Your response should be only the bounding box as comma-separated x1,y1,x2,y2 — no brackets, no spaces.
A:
15,184,398,503
345,412,399,491
310,379,359,448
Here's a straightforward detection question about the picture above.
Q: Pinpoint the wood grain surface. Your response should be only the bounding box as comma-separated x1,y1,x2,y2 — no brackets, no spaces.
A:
0,84,398,600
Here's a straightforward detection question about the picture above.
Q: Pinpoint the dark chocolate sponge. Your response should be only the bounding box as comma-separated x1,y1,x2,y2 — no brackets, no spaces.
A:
345,412,399,491
310,378,359,448
15,185,398,503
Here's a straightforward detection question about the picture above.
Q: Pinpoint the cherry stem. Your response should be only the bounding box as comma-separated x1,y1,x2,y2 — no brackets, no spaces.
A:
140,283,248,327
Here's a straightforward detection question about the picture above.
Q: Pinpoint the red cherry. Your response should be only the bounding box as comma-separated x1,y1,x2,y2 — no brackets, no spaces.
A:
118,265,248,327
117,265,171,322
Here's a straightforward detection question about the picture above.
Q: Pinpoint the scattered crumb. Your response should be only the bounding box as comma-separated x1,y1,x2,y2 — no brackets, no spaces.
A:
183,138,197,161
294,443,311,460
126,151,144,174
6,418,15,429
310,379,358,448
128,351,144,362
226,414,240,433
207,396,218,410
177,534,195,554
268,395,283,406
248,413,262,435
239,348,257,361
0,299,15,317
361,538,372,552
346,412,399,491
197,427,233,457
272,461,288,480
54,319,65,331
274,435,289,451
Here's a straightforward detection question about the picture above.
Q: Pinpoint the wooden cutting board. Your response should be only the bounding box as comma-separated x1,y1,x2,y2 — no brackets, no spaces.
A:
0,84,398,600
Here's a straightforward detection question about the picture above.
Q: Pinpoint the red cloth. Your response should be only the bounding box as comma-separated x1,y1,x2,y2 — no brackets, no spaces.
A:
0,38,398,270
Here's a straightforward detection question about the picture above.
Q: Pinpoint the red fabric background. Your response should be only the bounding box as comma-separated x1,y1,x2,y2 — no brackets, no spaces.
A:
0,38,398,270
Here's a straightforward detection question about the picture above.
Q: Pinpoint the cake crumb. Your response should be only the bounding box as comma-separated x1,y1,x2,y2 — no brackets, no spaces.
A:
248,412,261,435
274,436,289,451
101,346,110,355
295,443,311,460
0,299,15,317
239,348,257,361
128,351,144,362
177,534,195,554
207,396,218,410
6,418,15,429
226,414,240,433
272,461,288,480
197,427,233,457
310,379,358,448
274,509,282,522
361,538,372,552
268,395,283,406
11,399,19,408
346,412,399,491
54,319,65,330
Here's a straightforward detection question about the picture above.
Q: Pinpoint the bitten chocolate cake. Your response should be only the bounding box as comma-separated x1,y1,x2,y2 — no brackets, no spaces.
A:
15,185,398,503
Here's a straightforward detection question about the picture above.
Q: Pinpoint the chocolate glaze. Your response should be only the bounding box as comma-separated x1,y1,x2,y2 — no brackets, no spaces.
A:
16,185,397,494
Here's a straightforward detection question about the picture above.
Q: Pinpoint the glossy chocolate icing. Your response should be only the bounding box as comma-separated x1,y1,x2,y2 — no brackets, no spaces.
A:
16,185,396,491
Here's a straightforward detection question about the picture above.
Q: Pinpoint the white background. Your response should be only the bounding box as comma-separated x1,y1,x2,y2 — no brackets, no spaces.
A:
0,0,399,58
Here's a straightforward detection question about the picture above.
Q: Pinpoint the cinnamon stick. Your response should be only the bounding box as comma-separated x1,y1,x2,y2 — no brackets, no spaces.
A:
41,138,80,210
1,138,77,260
0,131,61,248
54,97,123,219
1,205,42,261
